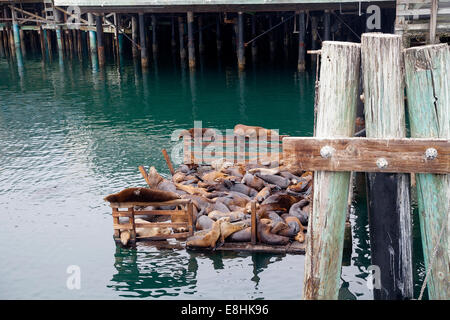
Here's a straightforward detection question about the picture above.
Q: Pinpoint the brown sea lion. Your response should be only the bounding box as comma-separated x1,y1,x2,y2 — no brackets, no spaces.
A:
241,173,266,191
135,218,172,238
255,173,290,189
120,230,131,246
248,167,280,175
219,221,245,243
234,124,278,139
261,193,298,212
230,183,258,197
175,183,209,196
257,219,290,245
255,186,272,203
186,218,223,249
287,179,310,193
228,227,252,242
172,172,186,183
289,201,309,225
148,166,164,188
104,187,180,203
202,171,229,183
294,231,305,243
208,210,246,222
278,214,305,238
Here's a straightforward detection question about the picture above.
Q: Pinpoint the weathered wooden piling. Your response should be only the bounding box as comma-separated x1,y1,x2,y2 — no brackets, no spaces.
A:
11,7,19,54
311,16,318,64
361,33,413,300
38,26,46,58
303,41,360,300
151,14,158,58
197,15,204,55
269,16,275,60
251,15,257,59
404,43,449,300
0,30,5,58
19,29,26,56
131,15,138,59
237,12,245,70
216,15,222,55
87,13,97,57
178,16,186,63
139,13,149,68
297,11,306,72
187,11,196,69
96,14,105,66
324,10,331,41
46,29,53,59
171,16,176,51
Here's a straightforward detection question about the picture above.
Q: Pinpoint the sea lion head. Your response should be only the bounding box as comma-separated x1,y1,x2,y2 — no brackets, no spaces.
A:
148,166,164,188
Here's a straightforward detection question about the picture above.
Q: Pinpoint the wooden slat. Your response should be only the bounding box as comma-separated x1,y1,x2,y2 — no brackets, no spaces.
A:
135,222,188,228
109,199,190,208
113,223,133,230
133,210,186,216
251,201,257,245
136,232,190,240
283,137,449,173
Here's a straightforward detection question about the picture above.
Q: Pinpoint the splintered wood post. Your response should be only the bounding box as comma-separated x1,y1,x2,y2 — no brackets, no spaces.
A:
251,201,257,245
361,33,413,300
404,43,450,300
162,149,175,176
302,41,360,300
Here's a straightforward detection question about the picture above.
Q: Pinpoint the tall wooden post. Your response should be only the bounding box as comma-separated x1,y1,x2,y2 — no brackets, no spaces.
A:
178,16,186,63
237,12,245,71
269,16,275,60
429,0,438,44
96,14,105,66
297,11,306,72
38,26,46,58
19,29,26,56
361,33,413,300
216,15,222,56
311,16,318,65
187,11,196,69
11,6,19,54
0,30,5,58
323,10,331,41
171,16,176,51
303,41,360,300
251,14,257,59
151,14,158,58
131,15,138,59
139,13,149,68
198,15,205,55
404,44,449,300
55,10,64,54
87,13,97,57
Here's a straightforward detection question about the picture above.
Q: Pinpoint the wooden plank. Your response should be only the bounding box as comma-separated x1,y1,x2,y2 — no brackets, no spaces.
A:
135,222,188,228
187,201,194,236
362,33,413,300
109,199,190,208
282,137,449,174
136,232,190,240
430,0,438,44
302,41,360,300
404,43,449,300
138,165,151,187
162,149,175,176
133,210,187,216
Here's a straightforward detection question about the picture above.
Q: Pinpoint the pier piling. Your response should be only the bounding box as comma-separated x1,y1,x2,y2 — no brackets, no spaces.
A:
151,14,158,58
311,16,318,65
303,41,360,300
187,11,196,69
131,15,138,59
324,10,331,41
237,12,245,70
361,33,413,300
139,13,149,69
178,16,186,63
297,11,306,72
216,15,222,56
198,15,205,55
96,14,105,66
251,15,257,59
404,43,450,300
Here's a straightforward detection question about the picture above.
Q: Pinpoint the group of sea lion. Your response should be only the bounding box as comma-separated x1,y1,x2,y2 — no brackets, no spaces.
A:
104,125,313,248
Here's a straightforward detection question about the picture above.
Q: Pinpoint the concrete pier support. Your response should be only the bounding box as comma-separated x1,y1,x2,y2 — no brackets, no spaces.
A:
198,15,205,55
151,14,158,58
96,14,105,66
132,15,138,59
139,13,149,68
178,16,186,63
187,11,196,69
324,10,331,41
237,12,245,70
297,11,306,72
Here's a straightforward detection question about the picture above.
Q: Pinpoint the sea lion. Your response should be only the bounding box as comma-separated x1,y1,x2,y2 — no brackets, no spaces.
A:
278,214,305,238
186,218,223,249
135,218,172,238
230,183,258,197
104,187,180,203
248,167,280,175
259,193,298,214
202,171,229,183
294,231,305,243
228,227,252,242
172,172,186,183
234,124,278,139
255,186,271,202
175,183,209,196
255,173,290,189
257,219,290,246
241,173,266,191
147,166,164,188
196,215,214,230
120,230,131,246
289,201,309,225
287,179,310,193
208,210,246,222
219,220,245,243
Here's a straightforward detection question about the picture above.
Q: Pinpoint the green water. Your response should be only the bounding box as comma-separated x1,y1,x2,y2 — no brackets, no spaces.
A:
0,52,424,299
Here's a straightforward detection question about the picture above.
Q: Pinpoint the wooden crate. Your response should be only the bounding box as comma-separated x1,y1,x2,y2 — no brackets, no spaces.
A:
110,199,194,243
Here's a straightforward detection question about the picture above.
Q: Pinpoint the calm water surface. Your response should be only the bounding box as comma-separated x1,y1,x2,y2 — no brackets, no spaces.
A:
0,52,424,299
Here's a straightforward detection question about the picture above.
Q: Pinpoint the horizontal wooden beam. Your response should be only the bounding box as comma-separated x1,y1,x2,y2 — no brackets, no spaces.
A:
109,199,190,208
282,137,449,173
